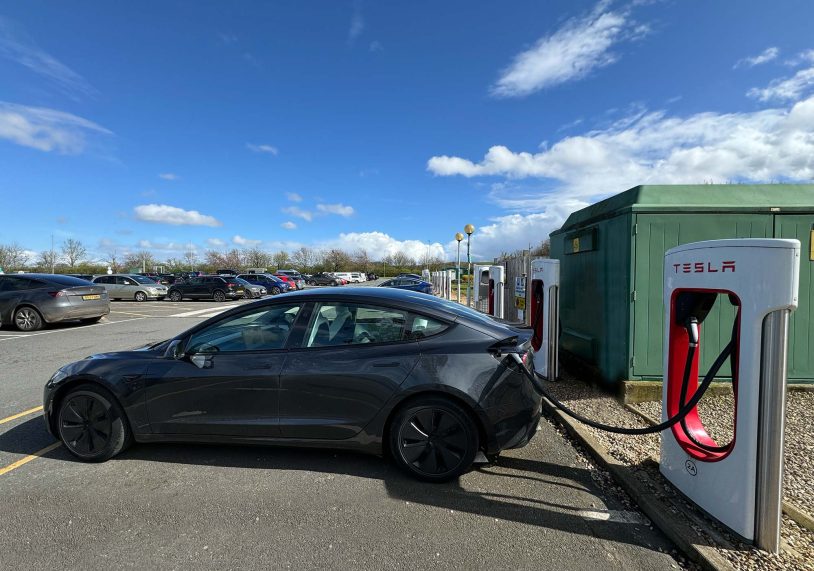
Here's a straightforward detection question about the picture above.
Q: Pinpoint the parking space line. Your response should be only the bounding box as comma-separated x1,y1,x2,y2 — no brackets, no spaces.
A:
170,307,230,318
109,311,153,317
0,317,147,342
0,442,61,477
0,406,43,425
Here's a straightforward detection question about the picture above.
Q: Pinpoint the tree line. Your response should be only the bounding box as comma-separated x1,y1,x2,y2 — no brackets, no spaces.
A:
0,240,453,276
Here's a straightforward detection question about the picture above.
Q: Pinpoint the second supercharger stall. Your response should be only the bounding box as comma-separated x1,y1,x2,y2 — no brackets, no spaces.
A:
488,265,505,319
660,239,799,552
530,259,560,381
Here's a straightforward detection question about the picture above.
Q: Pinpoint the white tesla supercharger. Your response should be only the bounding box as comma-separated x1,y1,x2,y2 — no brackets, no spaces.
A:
487,265,505,319
472,264,490,311
530,258,560,381
660,238,799,552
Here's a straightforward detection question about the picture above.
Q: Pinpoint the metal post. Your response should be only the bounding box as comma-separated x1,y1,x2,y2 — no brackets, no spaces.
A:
755,309,790,554
466,235,472,308
456,241,461,303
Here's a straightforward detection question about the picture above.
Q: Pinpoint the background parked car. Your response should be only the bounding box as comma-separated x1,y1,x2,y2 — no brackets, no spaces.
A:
0,273,109,331
235,277,266,299
168,276,244,302
65,273,94,281
379,277,433,295
237,273,289,295
397,273,423,280
275,270,306,290
216,269,239,276
366,273,378,281
274,272,304,290
307,272,343,286
93,274,168,301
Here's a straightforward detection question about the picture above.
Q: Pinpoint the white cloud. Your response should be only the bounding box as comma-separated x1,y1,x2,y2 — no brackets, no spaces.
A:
348,4,364,43
232,235,262,247
322,232,446,262
734,46,779,69
283,206,313,221
0,101,111,154
369,40,383,53
0,16,96,99
491,3,646,97
206,238,226,248
246,143,279,155
281,221,297,230
158,173,179,181
134,204,223,227
316,203,355,217
136,239,196,254
748,60,814,102
286,192,303,202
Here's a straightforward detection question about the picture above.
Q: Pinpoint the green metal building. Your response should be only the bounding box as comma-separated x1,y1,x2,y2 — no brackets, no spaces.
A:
549,184,814,385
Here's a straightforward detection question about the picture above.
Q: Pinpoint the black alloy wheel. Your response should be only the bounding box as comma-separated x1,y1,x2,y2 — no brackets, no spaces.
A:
14,306,43,331
57,386,131,462
213,290,226,302
169,290,183,302
271,286,281,295
390,397,478,482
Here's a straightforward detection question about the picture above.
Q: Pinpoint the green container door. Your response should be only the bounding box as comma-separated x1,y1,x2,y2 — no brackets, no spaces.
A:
775,215,814,380
631,214,773,378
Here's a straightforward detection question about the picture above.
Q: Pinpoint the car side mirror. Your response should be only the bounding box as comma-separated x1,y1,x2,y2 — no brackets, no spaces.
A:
166,339,186,360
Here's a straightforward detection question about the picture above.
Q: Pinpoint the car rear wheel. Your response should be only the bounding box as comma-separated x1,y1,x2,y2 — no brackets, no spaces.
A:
213,290,226,302
57,385,131,462
134,291,147,302
169,290,182,302
307,280,315,286
331,281,339,286
389,397,478,482
271,286,281,295
14,306,43,331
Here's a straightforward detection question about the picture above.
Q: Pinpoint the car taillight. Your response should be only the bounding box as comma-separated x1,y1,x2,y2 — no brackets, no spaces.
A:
47,291,66,298
226,282,237,287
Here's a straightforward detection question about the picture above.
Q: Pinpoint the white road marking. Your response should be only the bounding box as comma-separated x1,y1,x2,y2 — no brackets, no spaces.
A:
0,317,147,342
170,307,231,318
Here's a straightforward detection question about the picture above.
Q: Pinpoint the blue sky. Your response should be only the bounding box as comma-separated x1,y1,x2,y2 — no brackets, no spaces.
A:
1,1,813,263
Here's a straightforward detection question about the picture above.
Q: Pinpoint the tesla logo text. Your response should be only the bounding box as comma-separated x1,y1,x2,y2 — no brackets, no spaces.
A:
673,261,735,274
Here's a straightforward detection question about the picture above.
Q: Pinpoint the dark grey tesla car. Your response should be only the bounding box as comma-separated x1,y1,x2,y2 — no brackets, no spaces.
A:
43,288,541,481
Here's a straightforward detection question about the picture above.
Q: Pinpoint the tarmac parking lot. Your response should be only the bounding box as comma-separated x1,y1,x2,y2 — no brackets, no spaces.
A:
0,293,682,570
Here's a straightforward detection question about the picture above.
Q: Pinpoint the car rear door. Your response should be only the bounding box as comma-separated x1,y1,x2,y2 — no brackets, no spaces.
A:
279,301,420,439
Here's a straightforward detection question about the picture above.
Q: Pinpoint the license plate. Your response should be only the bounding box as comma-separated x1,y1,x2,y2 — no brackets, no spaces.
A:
82,294,101,300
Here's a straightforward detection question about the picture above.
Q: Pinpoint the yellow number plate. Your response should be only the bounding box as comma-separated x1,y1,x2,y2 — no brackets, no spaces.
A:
82,294,101,300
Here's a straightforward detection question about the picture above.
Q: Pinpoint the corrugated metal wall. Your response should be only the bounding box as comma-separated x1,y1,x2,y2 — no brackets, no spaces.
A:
493,252,532,323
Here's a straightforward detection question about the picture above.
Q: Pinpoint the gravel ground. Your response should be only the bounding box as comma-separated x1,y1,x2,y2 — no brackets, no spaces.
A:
638,392,814,514
544,371,814,571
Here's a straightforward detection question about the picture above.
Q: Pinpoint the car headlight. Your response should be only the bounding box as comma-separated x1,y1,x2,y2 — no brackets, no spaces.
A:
48,367,69,385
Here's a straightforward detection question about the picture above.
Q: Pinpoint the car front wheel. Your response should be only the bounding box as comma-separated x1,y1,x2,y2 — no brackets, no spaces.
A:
389,397,478,482
57,384,131,462
134,291,147,302
169,290,182,302
14,306,43,331
271,287,281,295
213,290,226,302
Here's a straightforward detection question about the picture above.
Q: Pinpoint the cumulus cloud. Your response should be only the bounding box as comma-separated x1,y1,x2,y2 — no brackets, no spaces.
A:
283,206,313,221
136,239,197,253
286,192,303,202
246,143,279,155
491,2,646,97
233,235,261,247
322,232,446,262
281,221,297,230
158,173,179,180
0,101,111,154
206,238,226,248
0,16,96,99
134,204,223,227
748,60,814,102
316,203,355,217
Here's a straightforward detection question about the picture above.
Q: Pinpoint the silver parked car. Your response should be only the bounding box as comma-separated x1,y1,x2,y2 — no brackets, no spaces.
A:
92,274,168,301
0,273,110,331
235,277,266,299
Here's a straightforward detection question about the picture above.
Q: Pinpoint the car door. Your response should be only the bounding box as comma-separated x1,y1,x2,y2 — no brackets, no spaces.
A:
145,302,304,436
116,276,137,299
279,301,420,440
183,277,205,298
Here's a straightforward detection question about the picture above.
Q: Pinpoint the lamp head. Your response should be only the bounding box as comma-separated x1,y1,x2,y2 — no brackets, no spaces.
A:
455,232,463,242
464,224,475,235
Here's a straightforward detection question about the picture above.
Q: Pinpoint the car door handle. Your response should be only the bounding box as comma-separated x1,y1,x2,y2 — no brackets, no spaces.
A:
373,362,400,368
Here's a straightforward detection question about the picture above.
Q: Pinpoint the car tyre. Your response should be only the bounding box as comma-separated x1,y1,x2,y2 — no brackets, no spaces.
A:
79,316,103,325
271,287,281,295
57,384,132,462
213,290,226,302
134,291,147,302
331,281,339,286
389,396,478,482
14,306,44,331
169,290,183,302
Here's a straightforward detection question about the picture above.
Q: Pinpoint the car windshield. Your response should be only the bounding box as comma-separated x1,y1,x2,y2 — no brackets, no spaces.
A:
235,278,251,285
132,275,157,284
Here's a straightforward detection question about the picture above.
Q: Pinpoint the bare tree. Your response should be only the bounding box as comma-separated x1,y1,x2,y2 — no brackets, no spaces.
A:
103,249,119,272
37,249,60,272
531,239,550,258
0,243,29,271
290,246,316,271
61,238,87,268
243,247,270,269
390,251,413,273
272,250,289,269
123,251,156,273
323,249,351,272
184,250,198,270
353,249,371,273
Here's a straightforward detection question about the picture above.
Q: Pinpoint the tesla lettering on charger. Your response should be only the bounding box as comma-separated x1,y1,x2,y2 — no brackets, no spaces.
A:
661,238,799,553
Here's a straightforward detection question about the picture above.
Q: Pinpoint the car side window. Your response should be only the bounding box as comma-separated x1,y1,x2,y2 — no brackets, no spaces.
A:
0,277,32,291
186,304,302,354
406,314,449,340
305,303,409,348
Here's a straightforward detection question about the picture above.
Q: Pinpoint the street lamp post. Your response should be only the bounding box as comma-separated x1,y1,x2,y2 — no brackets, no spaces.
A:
464,224,475,307
455,232,463,303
